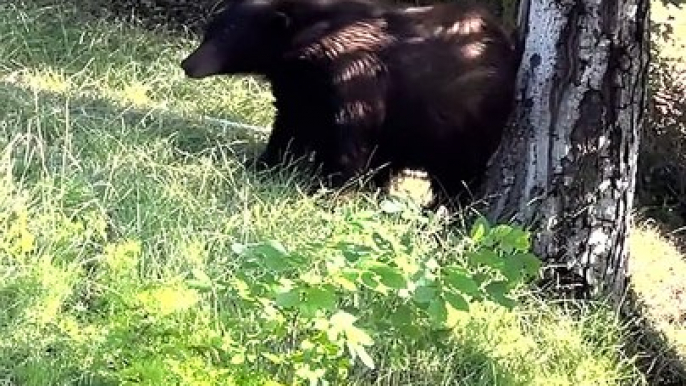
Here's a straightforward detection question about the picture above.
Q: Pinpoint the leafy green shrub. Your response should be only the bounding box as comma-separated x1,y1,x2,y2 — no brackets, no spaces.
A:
181,198,541,385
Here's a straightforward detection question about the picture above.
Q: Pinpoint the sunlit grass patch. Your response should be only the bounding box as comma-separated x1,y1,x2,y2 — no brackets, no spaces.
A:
629,221,686,382
0,1,275,126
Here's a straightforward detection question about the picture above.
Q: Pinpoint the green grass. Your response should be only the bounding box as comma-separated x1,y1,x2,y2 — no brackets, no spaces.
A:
0,1,648,385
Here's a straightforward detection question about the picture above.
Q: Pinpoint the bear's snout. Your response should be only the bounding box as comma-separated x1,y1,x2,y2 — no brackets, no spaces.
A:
180,44,222,79
180,54,205,79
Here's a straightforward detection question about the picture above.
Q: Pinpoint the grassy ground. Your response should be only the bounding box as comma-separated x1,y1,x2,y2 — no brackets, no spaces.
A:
629,222,686,383
0,1,664,385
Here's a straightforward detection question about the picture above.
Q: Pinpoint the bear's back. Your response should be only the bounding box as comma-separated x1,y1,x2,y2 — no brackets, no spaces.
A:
378,4,519,184
267,0,518,193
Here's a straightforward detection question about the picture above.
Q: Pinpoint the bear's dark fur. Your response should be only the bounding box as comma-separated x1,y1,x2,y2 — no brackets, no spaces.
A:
181,0,520,205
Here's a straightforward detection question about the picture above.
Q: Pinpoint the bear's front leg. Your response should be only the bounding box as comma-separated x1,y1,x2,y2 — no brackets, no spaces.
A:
316,119,382,190
251,115,310,170
317,86,388,189
316,55,389,188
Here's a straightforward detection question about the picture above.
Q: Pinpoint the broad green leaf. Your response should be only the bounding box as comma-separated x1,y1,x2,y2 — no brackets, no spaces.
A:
505,228,531,251
443,267,481,296
298,302,320,319
517,252,542,277
492,225,525,253
244,240,292,271
305,286,337,312
360,271,381,291
258,246,291,272
369,265,407,289
254,240,289,258
502,259,524,283
398,324,423,339
468,249,504,270
427,297,448,325
389,304,415,326
470,216,490,242
275,289,300,309
413,285,437,304
443,292,470,312
472,272,490,286
287,253,309,267
491,224,513,240
485,280,508,297
485,280,517,309
339,269,360,288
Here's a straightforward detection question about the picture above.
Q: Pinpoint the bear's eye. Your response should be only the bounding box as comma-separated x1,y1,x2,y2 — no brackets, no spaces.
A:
204,19,235,39
221,23,237,34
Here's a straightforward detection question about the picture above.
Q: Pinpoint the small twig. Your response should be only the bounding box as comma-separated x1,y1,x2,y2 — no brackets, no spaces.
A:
200,115,272,134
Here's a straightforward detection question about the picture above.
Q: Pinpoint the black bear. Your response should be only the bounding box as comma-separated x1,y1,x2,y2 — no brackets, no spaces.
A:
181,0,520,205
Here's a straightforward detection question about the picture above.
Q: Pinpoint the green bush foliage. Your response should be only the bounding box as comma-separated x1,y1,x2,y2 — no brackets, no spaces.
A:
182,199,540,384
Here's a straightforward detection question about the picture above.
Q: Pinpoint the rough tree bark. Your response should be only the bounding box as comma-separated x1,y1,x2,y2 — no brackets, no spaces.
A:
482,0,650,300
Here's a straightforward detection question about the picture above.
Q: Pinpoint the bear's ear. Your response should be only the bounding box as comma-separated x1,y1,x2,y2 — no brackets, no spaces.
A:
272,11,291,30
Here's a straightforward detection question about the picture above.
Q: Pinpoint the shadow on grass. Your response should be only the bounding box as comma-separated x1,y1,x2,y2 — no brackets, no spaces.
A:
0,79,270,169
624,304,686,386
0,79,333,245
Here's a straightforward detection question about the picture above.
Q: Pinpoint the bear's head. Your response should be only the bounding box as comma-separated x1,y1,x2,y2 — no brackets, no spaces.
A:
180,0,293,78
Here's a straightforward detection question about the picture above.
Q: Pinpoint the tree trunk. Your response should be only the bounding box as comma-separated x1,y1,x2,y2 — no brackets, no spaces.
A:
482,0,650,300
